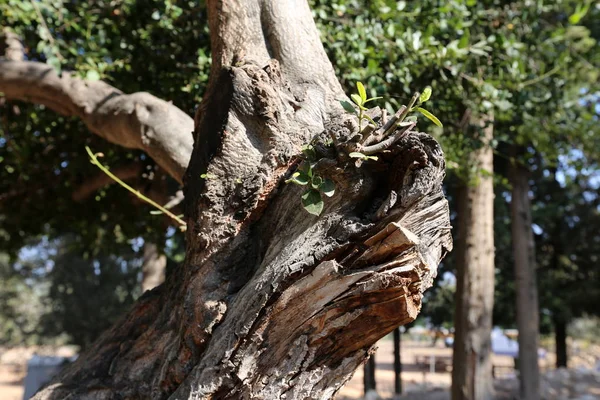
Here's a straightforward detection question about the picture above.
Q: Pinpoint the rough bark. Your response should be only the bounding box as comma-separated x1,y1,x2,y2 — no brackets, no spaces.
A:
554,318,568,368
142,243,167,292
451,114,495,400
0,60,193,182
31,1,452,398
509,157,540,400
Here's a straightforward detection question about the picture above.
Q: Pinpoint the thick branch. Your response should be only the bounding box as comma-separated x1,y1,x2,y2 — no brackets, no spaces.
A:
0,28,24,61
0,60,193,182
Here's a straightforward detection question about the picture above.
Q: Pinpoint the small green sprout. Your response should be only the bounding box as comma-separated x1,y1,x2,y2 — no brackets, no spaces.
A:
340,81,383,132
200,173,216,179
411,86,443,127
286,144,336,216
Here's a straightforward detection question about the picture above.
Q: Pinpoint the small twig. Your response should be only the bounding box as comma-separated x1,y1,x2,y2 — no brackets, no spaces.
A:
397,92,420,123
369,105,405,144
359,123,377,145
381,109,388,125
518,66,560,89
360,122,416,155
85,147,187,231
30,0,64,61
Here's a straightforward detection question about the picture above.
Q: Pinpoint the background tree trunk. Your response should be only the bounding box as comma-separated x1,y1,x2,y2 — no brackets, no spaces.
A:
393,327,402,396
141,243,167,292
451,114,495,400
509,155,541,400
363,355,376,395
554,318,568,368
31,1,452,398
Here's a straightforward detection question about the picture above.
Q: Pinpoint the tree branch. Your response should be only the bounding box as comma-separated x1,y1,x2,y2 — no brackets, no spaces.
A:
0,59,194,182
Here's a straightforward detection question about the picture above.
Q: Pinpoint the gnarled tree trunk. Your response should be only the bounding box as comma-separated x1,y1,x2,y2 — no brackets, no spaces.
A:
28,1,452,398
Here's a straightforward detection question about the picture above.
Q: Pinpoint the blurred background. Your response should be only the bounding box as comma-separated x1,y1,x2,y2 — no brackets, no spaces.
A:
0,0,598,399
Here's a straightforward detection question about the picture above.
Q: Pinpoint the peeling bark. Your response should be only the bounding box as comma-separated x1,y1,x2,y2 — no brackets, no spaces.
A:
30,1,452,398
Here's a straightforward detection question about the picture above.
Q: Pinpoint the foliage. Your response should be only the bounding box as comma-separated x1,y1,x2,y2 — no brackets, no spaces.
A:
0,0,210,254
286,145,335,216
533,166,600,326
39,236,142,349
312,0,599,179
0,251,51,346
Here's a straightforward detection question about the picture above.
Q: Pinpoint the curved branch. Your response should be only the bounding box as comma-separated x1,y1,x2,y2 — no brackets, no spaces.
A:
0,59,194,182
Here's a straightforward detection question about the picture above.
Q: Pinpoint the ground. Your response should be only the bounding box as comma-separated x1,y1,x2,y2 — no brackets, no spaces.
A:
1,338,599,399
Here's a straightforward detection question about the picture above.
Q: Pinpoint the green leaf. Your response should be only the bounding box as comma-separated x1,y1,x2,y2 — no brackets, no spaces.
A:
200,173,216,179
340,100,356,114
301,189,324,216
285,171,310,185
86,70,101,81
149,210,163,215
299,161,313,178
569,2,590,24
320,179,335,197
416,107,443,127
363,96,383,104
351,93,363,106
301,144,316,161
362,113,377,126
458,29,470,49
356,81,367,102
419,86,432,103
311,175,323,189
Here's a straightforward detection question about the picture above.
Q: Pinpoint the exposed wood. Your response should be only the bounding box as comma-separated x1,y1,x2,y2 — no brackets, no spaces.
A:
451,113,495,400
510,155,541,400
30,0,452,398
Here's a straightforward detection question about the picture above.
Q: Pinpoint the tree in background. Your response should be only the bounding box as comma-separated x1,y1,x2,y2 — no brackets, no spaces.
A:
534,165,600,368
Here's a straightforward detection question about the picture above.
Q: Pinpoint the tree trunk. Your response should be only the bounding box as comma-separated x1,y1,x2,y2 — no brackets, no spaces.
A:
394,327,402,396
451,114,495,400
554,319,568,368
363,354,376,394
509,156,540,400
31,1,452,398
142,243,167,292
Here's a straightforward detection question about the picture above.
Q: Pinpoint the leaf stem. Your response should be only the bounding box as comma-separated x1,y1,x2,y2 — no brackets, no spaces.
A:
85,146,187,231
